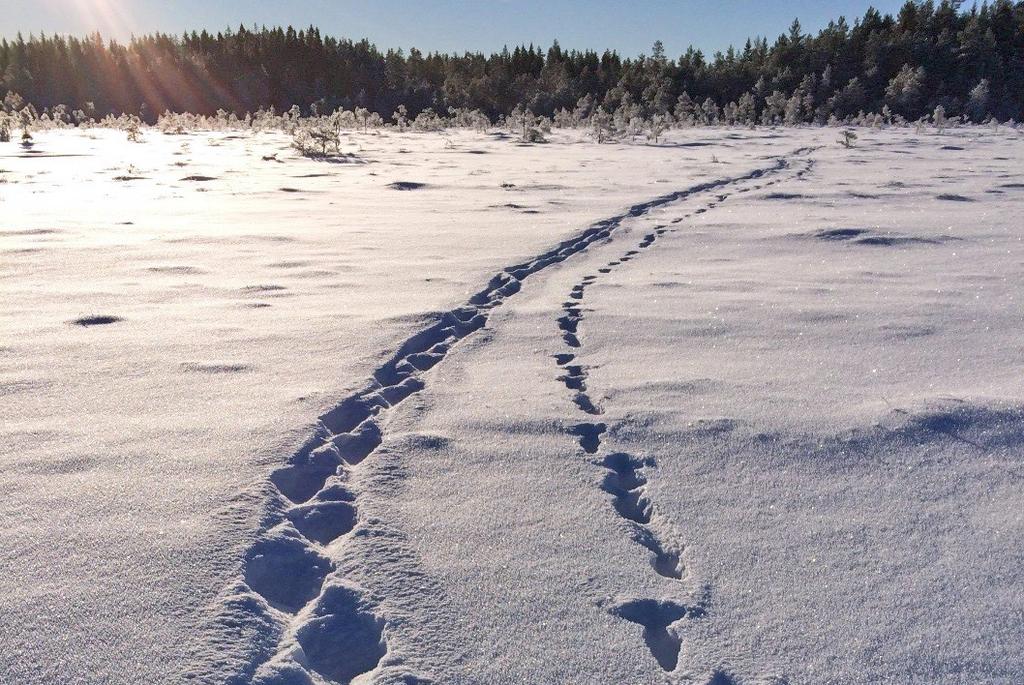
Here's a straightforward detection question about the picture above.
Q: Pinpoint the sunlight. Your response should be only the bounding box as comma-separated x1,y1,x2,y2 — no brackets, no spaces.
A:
2,4,1022,685
58,0,141,39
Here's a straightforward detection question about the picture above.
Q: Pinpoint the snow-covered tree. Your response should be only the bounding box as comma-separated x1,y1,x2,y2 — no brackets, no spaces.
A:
762,91,787,125
647,112,673,143
967,79,990,122
701,98,720,125
736,92,757,127
783,92,803,125
933,104,947,132
354,107,370,132
885,64,925,118
674,92,695,126
392,104,409,130
589,106,613,143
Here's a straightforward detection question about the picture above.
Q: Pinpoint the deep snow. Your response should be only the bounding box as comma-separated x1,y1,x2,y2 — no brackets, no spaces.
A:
1,126,1021,685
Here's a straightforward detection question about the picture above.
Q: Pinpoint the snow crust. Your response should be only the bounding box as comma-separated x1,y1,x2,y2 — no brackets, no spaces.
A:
1,126,1021,684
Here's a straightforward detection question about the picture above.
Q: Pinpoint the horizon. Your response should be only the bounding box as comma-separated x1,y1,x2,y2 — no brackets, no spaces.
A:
2,0,909,58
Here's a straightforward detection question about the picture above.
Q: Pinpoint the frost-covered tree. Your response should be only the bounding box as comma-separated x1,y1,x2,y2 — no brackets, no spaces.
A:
647,112,673,143
736,92,757,127
573,94,595,123
553,108,575,128
355,107,370,132
968,79,990,123
783,92,803,126
413,107,444,131
700,98,720,126
673,92,696,126
830,77,867,119
3,92,25,113
125,115,143,142
885,64,925,119
721,101,738,126
392,104,409,130
292,115,343,157
613,93,641,136
762,91,787,125
642,41,675,117
589,106,613,143
508,105,546,142
933,104,947,132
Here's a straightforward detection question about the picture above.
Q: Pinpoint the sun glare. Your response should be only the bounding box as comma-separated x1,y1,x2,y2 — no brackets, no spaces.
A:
59,0,141,39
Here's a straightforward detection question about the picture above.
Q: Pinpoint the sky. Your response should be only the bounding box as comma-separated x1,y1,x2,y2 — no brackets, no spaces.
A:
3,1,911,57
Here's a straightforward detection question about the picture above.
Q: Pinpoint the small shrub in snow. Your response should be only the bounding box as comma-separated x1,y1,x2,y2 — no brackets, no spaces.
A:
354,107,370,132
126,116,143,142
508,105,546,143
839,130,858,148
413,108,445,132
392,105,409,131
292,115,343,157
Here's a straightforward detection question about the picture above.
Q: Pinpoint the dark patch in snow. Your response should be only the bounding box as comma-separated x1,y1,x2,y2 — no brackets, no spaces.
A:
706,671,740,685
880,324,937,340
388,181,427,191
815,228,869,241
71,315,122,327
0,228,61,237
180,362,254,374
22,455,97,475
241,284,288,293
147,265,206,275
856,235,945,246
811,228,955,247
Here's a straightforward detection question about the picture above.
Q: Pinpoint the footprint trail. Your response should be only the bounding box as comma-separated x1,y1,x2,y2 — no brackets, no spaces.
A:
213,153,811,685
552,152,814,682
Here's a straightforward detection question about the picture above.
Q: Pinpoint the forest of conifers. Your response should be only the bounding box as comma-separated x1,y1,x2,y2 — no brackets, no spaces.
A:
2,0,1022,124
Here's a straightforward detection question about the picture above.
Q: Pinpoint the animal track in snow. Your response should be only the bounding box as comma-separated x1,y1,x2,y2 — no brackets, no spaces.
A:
611,598,706,672
570,422,607,454
223,156,809,684
551,151,816,674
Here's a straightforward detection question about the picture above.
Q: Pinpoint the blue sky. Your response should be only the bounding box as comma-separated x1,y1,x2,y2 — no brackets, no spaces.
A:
3,1,910,56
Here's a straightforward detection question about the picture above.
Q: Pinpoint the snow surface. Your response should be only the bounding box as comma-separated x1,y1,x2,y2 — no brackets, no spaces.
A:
1,126,1022,684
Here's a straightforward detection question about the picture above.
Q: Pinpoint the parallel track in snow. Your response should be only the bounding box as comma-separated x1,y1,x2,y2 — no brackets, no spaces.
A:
214,150,814,685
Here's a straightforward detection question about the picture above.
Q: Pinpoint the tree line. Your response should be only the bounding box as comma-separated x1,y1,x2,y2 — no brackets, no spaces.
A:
2,1,1022,125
